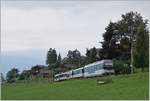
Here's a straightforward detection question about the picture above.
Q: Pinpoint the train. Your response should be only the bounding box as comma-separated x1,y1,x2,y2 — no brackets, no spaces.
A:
54,59,114,81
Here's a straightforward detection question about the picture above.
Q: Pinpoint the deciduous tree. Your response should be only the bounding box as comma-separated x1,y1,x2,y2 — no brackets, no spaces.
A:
133,24,149,71
6,68,19,83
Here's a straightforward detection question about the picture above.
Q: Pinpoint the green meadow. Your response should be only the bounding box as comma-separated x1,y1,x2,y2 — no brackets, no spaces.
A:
1,72,149,100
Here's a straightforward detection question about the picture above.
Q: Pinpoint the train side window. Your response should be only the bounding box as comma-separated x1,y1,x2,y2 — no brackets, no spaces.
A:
100,64,102,69
97,64,99,70
93,66,95,69
84,68,87,72
98,64,100,70
96,65,99,70
95,65,97,70
85,67,89,73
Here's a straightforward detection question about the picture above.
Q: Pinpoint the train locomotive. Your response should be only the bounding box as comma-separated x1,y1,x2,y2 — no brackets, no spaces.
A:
54,59,114,81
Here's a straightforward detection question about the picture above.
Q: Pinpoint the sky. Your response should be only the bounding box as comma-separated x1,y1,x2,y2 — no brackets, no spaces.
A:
1,1,150,77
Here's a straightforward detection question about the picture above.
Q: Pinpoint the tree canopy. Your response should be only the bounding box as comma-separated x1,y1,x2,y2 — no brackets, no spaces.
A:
6,68,19,83
46,48,58,70
101,11,148,61
100,11,149,72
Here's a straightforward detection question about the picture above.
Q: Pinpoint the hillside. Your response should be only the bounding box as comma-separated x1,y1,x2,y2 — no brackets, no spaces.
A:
1,72,149,100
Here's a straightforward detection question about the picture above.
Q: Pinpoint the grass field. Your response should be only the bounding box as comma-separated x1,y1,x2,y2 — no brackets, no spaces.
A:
1,72,149,100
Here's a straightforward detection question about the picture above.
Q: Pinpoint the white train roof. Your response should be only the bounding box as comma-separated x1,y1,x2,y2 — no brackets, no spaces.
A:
73,67,84,71
55,70,73,77
84,59,112,68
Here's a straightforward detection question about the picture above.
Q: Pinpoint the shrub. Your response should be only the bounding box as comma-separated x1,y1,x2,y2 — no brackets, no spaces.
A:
113,59,131,75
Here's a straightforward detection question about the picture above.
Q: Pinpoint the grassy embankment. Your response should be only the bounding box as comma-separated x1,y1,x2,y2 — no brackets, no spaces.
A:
1,72,149,100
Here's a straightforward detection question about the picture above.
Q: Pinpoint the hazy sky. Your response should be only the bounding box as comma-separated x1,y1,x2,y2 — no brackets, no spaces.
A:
1,1,150,75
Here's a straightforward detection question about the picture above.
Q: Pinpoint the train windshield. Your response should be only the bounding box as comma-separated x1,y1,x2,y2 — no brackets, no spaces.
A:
103,60,113,70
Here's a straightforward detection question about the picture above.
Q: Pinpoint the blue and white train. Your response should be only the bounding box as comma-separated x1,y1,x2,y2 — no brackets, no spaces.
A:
54,60,114,81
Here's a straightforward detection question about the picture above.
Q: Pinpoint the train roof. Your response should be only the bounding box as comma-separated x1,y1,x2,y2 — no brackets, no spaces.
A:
73,67,84,71
84,59,112,68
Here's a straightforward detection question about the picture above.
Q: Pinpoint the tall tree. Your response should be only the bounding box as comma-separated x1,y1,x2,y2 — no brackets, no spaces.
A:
46,48,58,80
116,11,148,59
57,53,62,65
67,50,74,64
46,48,52,65
101,11,148,63
133,24,149,71
73,49,81,67
115,11,148,73
46,48,57,69
101,22,121,59
90,47,98,62
102,22,117,50
65,49,81,69
86,47,99,64
85,48,91,64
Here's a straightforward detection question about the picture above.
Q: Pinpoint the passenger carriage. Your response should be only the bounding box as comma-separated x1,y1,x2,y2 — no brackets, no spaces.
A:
72,67,84,78
54,72,68,81
84,60,114,77
54,59,114,81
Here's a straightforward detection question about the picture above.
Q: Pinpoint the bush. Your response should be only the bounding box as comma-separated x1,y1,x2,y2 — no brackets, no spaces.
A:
7,78,16,83
113,59,131,75
18,74,25,80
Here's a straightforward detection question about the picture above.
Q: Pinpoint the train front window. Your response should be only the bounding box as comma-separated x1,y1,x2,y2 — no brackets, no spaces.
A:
103,61,113,70
104,61,113,66
103,66,113,70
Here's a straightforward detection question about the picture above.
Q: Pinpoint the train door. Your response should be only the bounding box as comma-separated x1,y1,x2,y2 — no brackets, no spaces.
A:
82,68,84,77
